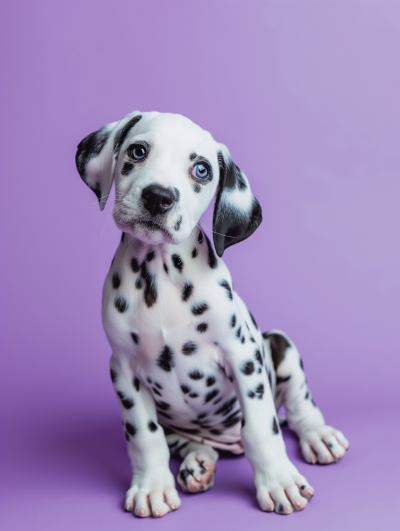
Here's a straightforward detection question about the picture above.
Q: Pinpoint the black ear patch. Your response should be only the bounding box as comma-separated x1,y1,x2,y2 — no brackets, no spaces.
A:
76,126,111,202
213,150,262,257
113,115,142,157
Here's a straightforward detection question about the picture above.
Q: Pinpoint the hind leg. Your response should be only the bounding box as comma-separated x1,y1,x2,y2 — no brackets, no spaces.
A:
263,331,349,465
164,431,219,493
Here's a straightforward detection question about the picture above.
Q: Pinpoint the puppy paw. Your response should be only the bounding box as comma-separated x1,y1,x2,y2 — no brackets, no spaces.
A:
299,425,349,464
125,469,181,518
177,448,218,494
255,458,314,514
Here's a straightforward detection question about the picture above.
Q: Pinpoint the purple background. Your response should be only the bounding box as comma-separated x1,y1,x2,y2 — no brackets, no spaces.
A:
1,1,399,529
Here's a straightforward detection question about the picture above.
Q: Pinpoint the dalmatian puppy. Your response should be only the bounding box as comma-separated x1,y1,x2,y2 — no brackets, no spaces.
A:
76,111,349,518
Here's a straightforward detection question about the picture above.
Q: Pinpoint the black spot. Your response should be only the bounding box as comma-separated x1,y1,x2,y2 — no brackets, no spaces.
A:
163,262,168,274
189,370,204,380
173,187,181,201
192,247,198,258
209,428,222,435
249,310,258,329
230,314,236,328
267,370,272,388
133,377,140,392
236,326,242,338
121,162,134,176
146,250,155,262
174,216,183,231
312,398,317,407
126,422,137,436
305,391,310,400
117,392,134,409
191,302,209,316
241,336,245,344
257,368,262,374
198,412,207,419
170,425,199,435
148,421,158,432
327,442,334,449
154,382,162,389
241,418,245,427
272,417,280,435
121,232,125,242
135,277,143,289
182,283,194,301
155,400,170,411
279,417,288,427
76,126,111,182
197,323,208,333
193,183,201,193
171,254,183,272
189,152,197,161
113,115,142,156
228,375,234,382
241,361,255,375
147,377,152,384
110,368,118,383
125,432,130,441
206,376,216,387
152,387,162,396
277,503,284,513
300,485,306,491
215,397,237,416
205,235,217,269
263,332,290,371
157,345,175,372
181,385,190,394
250,336,256,343
223,411,241,428
114,296,128,313
140,261,157,307
300,358,304,370
213,397,223,405
175,441,189,454
276,375,291,385
182,341,198,355
255,350,263,366
205,389,219,403
112,272,121,289
255,383,264,399
158,411,172,419
198,230,204,243
131,332,139,345
219,279,233,300
247,390,255,398
189,392,198,398
131,257,140,273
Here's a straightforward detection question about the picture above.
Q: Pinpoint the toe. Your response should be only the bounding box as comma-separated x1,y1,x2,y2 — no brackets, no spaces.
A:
125,486,138,512
310,438,336,464
149,491,170,518
257,488,274,512
164,486,181,511
270,488,293,515
195,449,217,472
285,484,308,511
323,434,346,460
300,441,318,464
134,491,151,518
333,429,350,450
294,478,314,500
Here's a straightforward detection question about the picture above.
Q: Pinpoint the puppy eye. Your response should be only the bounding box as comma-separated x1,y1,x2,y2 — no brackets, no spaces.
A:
192,163,209,179
128,144,146,160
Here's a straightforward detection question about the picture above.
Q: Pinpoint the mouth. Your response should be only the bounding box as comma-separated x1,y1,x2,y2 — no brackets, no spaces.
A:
117,218,174,242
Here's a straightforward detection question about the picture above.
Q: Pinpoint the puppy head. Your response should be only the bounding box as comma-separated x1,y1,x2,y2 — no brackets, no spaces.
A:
76,111,262,255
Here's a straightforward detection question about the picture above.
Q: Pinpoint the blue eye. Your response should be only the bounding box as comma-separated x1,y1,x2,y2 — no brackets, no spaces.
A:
128,144,146,160
192,163,209,179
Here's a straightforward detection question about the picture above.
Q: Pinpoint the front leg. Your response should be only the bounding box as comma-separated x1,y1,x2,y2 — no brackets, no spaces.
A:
110,353,181,518
223,336,314,514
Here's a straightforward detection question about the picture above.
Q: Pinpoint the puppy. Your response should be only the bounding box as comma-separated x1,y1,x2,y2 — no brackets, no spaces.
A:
76,111,349,518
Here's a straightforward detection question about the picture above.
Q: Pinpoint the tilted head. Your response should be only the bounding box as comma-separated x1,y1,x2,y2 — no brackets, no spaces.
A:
76,111,262,257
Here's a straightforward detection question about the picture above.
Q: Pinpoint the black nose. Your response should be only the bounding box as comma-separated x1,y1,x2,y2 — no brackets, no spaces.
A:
141,185,176,216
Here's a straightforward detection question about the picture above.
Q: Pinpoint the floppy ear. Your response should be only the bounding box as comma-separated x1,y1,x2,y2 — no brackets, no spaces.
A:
75,112,142,210
213,144,262,257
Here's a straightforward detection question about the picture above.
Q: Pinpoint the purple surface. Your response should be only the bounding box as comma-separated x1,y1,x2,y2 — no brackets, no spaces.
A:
1,1,399,529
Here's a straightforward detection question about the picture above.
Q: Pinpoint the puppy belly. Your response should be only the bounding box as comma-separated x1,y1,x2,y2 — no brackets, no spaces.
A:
164,421,244,454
